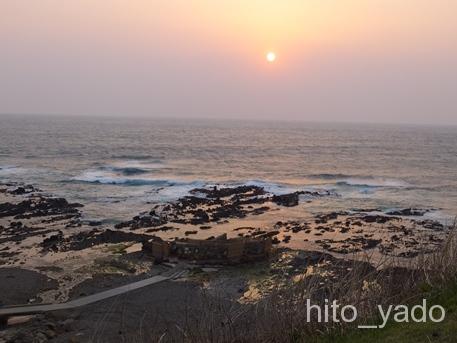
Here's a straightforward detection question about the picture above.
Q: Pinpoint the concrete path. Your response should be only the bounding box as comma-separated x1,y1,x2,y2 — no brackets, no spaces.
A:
0,271,184,318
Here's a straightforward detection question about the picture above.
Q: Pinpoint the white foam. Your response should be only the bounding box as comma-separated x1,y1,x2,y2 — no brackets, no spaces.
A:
156,181,206,200
338,177,409,188
0,165,25,176
244,180,300,195
213,179,330,196
422,210,456,226
72,170,164,185
108,159,164,170
70,170,205,193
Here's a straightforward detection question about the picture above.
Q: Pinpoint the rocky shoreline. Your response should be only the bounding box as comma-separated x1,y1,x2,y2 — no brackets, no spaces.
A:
0,181,452,342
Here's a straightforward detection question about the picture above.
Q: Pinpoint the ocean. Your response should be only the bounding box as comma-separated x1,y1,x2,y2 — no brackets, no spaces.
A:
1,114,457,224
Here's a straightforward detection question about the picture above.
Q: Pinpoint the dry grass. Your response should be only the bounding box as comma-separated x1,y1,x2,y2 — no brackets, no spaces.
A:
116,222,457,343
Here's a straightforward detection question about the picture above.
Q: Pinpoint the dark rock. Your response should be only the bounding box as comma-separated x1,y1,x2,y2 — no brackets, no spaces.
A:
115,215,166,230
361,215,393,224
351,208,382,213
42,229,152,252
211,204,246,221
145,226,177,233
190,185,265,199
0,196,82,219
417,220,444,231
315,212,344,223
340,227,350,234
190,209,209,224
363,238,382,249
42,231,64,252
9,184,39,195
250,206,270,215
386,208,430,216
272,193,299,207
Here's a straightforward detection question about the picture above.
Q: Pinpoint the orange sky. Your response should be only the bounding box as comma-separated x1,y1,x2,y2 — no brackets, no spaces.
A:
1,0,456,124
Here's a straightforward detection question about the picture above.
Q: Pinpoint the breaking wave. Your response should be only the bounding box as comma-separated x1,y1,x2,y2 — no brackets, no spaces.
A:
309,174,409,188
70,170,188,187
308,173,354,180
103,167,149,176
335,178,409,188
71,159,167,183
0,165,25,176
243,179,308,195
109,154,155,161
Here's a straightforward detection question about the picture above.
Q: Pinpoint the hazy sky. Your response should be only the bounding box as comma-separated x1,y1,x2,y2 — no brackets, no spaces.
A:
1,1,456,124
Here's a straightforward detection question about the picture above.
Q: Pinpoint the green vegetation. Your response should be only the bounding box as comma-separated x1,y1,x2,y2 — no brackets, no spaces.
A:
320,282,457,343
91,257,137,274
103,242,131,254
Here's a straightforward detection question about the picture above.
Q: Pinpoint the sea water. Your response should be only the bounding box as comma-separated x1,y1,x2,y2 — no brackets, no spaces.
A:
1,115,456,224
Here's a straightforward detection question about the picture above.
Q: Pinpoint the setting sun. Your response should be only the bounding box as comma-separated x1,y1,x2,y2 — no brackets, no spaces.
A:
266,52,276,62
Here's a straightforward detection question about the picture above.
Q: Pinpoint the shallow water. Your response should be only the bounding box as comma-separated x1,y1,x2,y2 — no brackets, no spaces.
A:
1,115,456,223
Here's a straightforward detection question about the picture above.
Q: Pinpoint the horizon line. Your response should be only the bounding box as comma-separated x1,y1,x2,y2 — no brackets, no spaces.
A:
0,112,456,128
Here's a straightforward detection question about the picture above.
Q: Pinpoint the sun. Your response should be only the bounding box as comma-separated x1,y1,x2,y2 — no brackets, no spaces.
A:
266,52,276,63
